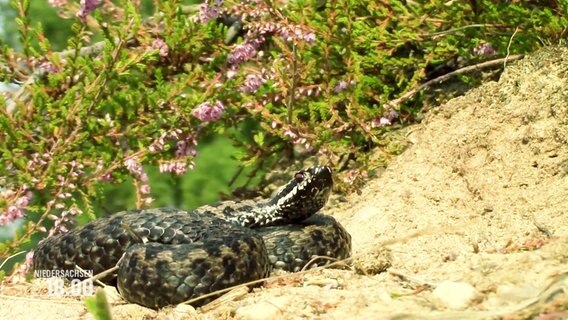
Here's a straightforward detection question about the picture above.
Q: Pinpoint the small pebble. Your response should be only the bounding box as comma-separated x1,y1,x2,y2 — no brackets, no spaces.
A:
163,303,197,320
432,280,478,310
490,283,539,306
234,297,291,320
353,247,392,275
101,285,123,304
303,277,340,289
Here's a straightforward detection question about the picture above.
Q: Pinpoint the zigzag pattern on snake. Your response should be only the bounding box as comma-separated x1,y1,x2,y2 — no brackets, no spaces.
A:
33,166,352,309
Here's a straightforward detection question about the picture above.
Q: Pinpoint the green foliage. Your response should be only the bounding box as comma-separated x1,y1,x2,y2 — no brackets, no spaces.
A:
85,289,113,320
0,0,566,265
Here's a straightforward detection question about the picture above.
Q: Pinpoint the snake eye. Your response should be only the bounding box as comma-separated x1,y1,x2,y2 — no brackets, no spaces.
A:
294,171,305,182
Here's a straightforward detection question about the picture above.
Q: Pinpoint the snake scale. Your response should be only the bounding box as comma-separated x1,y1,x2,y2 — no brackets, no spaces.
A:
33,166,352,309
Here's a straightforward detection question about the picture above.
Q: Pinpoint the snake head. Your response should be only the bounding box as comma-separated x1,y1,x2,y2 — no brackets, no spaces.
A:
232,166,334,228
268,165,334,223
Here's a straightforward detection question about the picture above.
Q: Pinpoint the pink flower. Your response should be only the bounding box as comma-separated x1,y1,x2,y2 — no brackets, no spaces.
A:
473,43,496,56
0,192,32,226
228,36,265,65
15,251,35,276
175,140,198,157
76,0,101,19
371,117,391,128
192,101,225,122
333,80,356,93
152,38,169,57
47,207,82,236
7,206,23,218
240,74,266,93
15,196,29,207
276,26,316,44
140,184,151,195
124,158,143,176
226,67,238,79
386,109,399,121
49,0,67,8
39,62,59,73
195,0,223,23
159,161,194,175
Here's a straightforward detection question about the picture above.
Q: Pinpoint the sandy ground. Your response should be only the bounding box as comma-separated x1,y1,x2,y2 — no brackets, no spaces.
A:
2,46,568,320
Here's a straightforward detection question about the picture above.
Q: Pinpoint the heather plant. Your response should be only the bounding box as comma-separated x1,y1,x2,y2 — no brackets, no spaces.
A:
0,0,566,274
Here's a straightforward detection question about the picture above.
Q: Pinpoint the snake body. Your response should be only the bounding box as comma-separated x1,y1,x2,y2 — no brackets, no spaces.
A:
33,166,351,309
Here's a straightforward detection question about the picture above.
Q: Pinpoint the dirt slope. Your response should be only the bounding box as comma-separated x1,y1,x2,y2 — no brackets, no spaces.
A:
1,46,567,320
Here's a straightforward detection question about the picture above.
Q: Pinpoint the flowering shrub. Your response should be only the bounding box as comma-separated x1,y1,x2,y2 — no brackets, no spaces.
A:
0,0,566,272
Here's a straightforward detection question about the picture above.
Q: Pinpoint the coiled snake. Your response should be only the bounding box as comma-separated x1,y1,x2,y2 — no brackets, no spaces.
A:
33,166,351,309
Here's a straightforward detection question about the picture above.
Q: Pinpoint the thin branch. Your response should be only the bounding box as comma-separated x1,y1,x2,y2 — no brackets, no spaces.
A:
426,23,513,39
287,44,297,125
505,27,520,69
383,54,525,110
0,250,26,270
